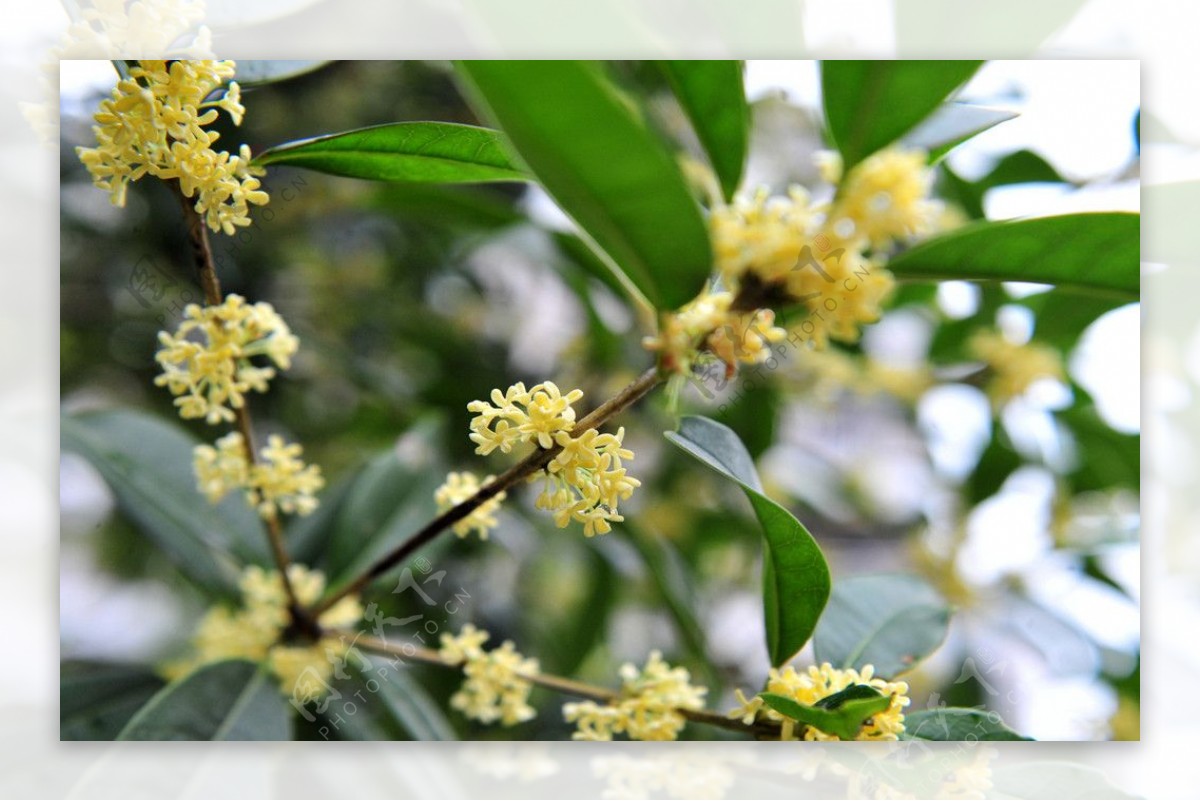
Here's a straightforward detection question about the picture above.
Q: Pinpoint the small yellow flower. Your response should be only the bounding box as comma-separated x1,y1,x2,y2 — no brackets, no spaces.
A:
828,146,939,249
729,662,910,741
439,625,539,726
968,330,1065,407
434,471,507,539
563,651,707,741
167,564,364,696
192,432,323,520
155,294,298,425
77,59,268,234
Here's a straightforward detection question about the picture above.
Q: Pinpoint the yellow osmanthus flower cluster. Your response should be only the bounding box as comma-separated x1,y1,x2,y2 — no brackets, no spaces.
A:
563,650,708,741
652,146,944,379
465,381,641,537
439,625,539,726
164,564,363,696
434,471,507,539
76,59,269,235
729,663,910,741
155,294,299,425
967,330,1065,407
194,431,324,520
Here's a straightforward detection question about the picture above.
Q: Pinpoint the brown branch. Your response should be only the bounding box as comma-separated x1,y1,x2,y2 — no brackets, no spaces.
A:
171,180,312,634
311,366,665,618
351,633,780,739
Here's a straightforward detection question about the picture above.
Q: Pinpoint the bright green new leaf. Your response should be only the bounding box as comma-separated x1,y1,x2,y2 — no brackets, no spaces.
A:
813,574,950,678
821,60,983,171
760,686,893,740
61,409,267,596
886,213,1140,301
902,708,1030,741
456,60,713,310
117,660,290,741
665,415,830,667
253,122,528,184
660,60,750,201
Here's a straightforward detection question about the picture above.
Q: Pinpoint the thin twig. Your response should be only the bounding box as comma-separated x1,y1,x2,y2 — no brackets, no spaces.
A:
311,366,665,617
351,633,779,739
171,181,311,633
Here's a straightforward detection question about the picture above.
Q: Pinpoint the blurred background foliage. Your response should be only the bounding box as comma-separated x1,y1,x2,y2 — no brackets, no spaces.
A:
60,60,1139,741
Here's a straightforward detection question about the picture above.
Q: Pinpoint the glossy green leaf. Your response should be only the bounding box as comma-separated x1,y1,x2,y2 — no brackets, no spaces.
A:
335,662,456,741
821,60,983,171
61,661,165,740
253,122,528,184
904,102,1018,162
760,686,894,740
887,213,1140,301
456,60,713,310
117,660,290,741
233,60,330,86
813,574,950,678
665,415,830,667
61,410,267,595
902,708,1030,741
660,60,750,201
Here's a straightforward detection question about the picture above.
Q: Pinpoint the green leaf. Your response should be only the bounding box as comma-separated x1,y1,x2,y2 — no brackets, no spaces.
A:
821,60,983,171
233,60,331,86
456,60,713,310
904,103,1018,162
991,762,1136,798
61,661,166,740
813,574,950,678
61,409,267,595
117,660,290,741
1023,292,1127,353
1057,405,1140,492
902,707,1030,741
887,213,1140,301
660,60,750,201
664,415,830,667
535,546,619,677
760,686,893,740
335,662,457,741
253,122,528,184
939,149,1067,220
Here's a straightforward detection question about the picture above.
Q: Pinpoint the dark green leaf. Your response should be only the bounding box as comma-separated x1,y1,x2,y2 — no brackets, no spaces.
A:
117,660,290,741
232,60,331,86
1023,292,1127,353
335,662,456,741
61,410,267,595
456,61,713,310
760,687,893,740
887,213,1140,301
1057,405,1140,492
966,431,1022,504
813,574,950,678
61,661,165,740
904,103,1018,162
660,60,750,201
902,708,1030,741
821,60,983,171
254,122,528,184
665,415,830,667
534,546,618,677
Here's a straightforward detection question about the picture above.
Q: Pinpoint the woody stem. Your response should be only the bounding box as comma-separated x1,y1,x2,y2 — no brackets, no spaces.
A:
172,180,311,633
310,367,665,618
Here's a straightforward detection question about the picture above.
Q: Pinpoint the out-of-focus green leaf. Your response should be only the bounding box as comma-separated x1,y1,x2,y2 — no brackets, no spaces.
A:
234,60,330,86
371,184,524,231
254,123,528,184
902,708,1030,741
813,574,950,678
534,546,618,677
117,660,290,741
61,409,267,596
284,462,363,567
887,213,1140,300
61,661,166,741
939,149,1068,220
660,60,749,201
760,685,894,740
966,430,1022,504
821,60,983,171
1057,405,1140,492
1023,292,1128,354
665,415,830,667
904,103,1018,162
990,762,1135,798
335,662,457,741
456,60,713,310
